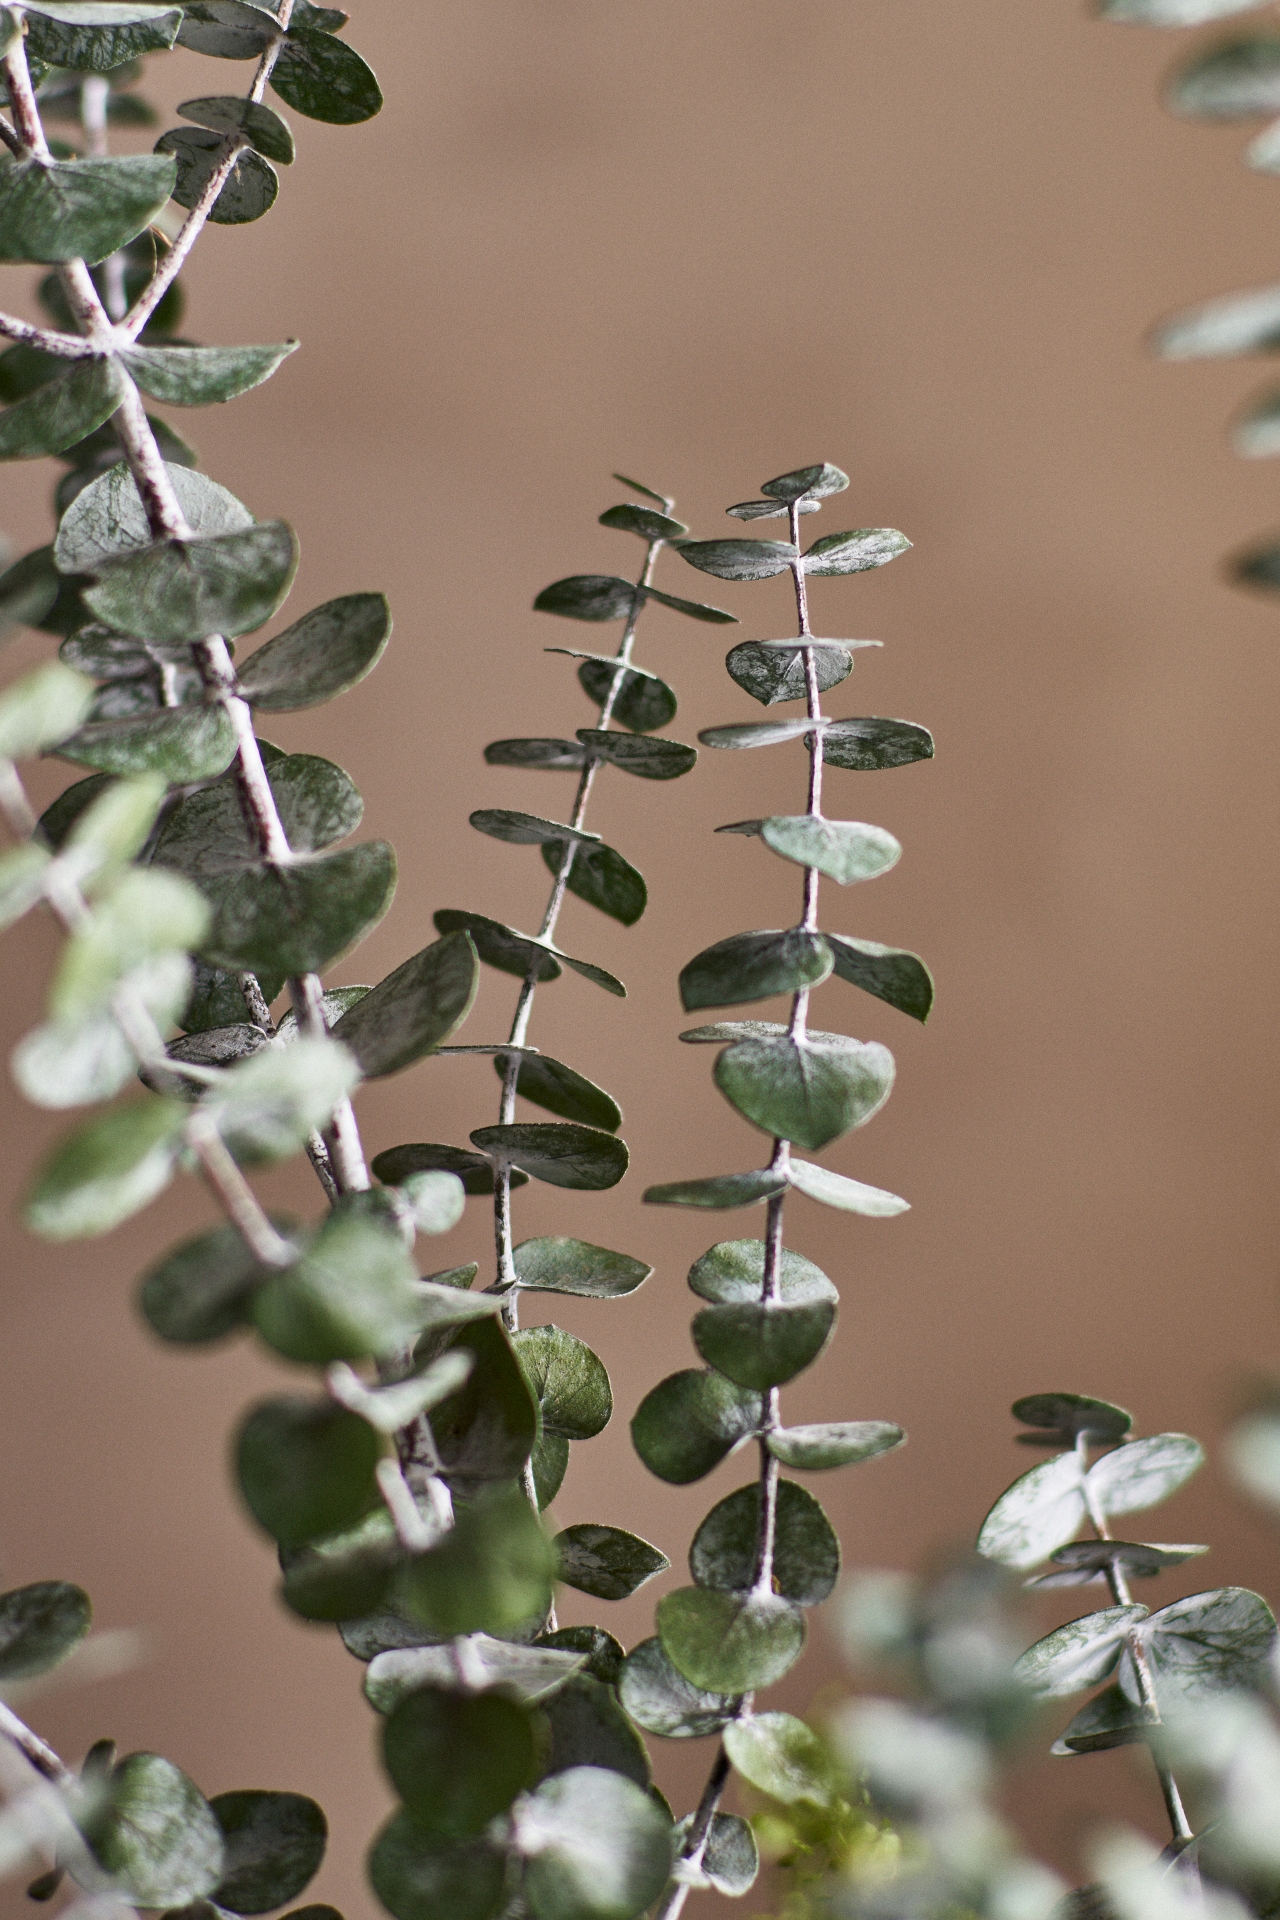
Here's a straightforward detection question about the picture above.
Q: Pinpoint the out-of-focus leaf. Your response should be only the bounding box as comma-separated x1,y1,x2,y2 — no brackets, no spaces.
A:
25,1095,185,1238
235,1395,381,1549
643,1168,788,1210
139,1218,297,1344
514,1766,673,1920
0,660,94,759
1013,1606,1148,1700
657,1586,805,1693
692,1297,835,1390
723,1711,834,1806
539,1674,651,1786
252,1207,423,1364
0,1580,91,1680
1168,34,1280,118
381,1684,538,1838
210,1790,326,1917
0,151,176,264
364,1635,585,1715
395,1484,556,1639
1101,0,1272,25
76,1752,223,1908
494,1054,621,1132
767,1422,905,1471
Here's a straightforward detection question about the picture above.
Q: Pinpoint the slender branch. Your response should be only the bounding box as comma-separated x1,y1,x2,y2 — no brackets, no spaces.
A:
654,1743,733,1920
0,310,89,354
0,1703,75,1792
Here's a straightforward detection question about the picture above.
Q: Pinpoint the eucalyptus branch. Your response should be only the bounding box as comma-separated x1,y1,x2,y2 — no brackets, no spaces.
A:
0,311,86,353
0,1703,75,1793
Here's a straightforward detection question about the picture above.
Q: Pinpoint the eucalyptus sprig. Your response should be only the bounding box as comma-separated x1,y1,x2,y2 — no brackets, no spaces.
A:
620,461,934,1915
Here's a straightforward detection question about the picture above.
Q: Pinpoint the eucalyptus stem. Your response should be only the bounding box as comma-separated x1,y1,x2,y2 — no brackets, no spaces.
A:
653,1743,733,1920
0,1703,75,1792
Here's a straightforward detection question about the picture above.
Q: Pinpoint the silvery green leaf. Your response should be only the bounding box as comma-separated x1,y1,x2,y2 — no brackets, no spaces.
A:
513,1237,650,1299
426,1319,539,1491
824,933,934,1022
804,529,910,576
329,1350,474,1436
693,1298,835,1390
153,752,362,880
1155,282,1280,359
612,472,671,508
761,816,902,885
60,769,166,883
471,1122,627,1191
1227,1404,1280,1507
0,841,50,930
1101,0,1271,20
0,660,93,760
699,717,823,749
470,808,600,849
122,340,298,406
619,1636,738,1738
691,1478,839,1605
1123,1586,1278,1713
576,728,696,780
329,932,478,1077
0,1579,91,1680
22,1,182,71
726,638,853,707
598,503,686,540
73,1752,223,1907
760,464,849,501
767,1421,906,1471
513,1767,673,1920
0,152,176,264
1232,385,1280,454
535,574,636,621
821,716,935,771
364,1635,585,1715
366,1812,505,1920
1051,1682,1151,1755
541,1678,651,1795
678,538,797,581
176,94,296,163
562,653,676,733
432,907,561,982
556,1524,669,1601
976,1450,1086,1569
727,498,818,520
1013,1392,1133,1446
671,1811,757,1896
85,521,298,644
657,1586,805,1693
175,0,280,58
643,1168,789,1210
371,1140,528,1196
0,354,127,460
1168,34,1280,116
679,929,832,1012
1087,1434,1205,1517
1028,1541,1208,1589
640,583,737,623
1013,1606,1148,1700
157,127,279,226
56,461,253,572
56,704,239,783
484,737,586,771
14,952,191,1107
207,1035,360,1162
723,1711,833,1805
786,1158,910,1217
205,841,396,976
714,1032,895,1151
687,1236,835,1305
631,1370,761,1483
1246,116,1280,171
494,1053,621,1132
269,26,382,126
53,866,209,1020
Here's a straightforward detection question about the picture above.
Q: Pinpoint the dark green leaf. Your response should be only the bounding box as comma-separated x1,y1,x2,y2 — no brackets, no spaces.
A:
640,584,737,623
678,538,796,581
679,928,832,1012
785,1158,910,1216
643,1168,788,1210
57,462,252,572
0,354,126,460
365,1636,586,1714
152,752,362,880
139,1218,297,1343
176,0,281,58
571,654,676,733
556,1524,668,1600
0,152,175,264
1029,1540,1208,1590
24,2,182,71
470,807,599,850
612,472,671,508
803,528,911,576
690,1479,839,1605
205,841,396,974
213,584,390,710
724,1711,834,1807
976,1451,1086,1570
177,95,295,162
76,1756,222,1907
700,718,822,750
760,464,849,501
514,1767,672,1920
270,26,382,123
122,340,297,406
576,728,696,780
428,1319,539,1488
395,1485,556,1638
619,1637,737,1739
819,716,935,771
1014,1606,1148,1700
824,934,934,1023
631,1370,761,1484
0,1581,91,1679
687,1237,836,1305
0,543,60,631
514,1237,650,1299
330,933,477,1077
692,1298,836,1390
514,1325,612,1440
540,1675,651,1787
471,1123,628,1191
25,1094,185,1238
657,1586,805,1693
236,1396,380,1549
537,1626,624,1687
282,1508,401,1624
533,1431,569,1509
0,341,61,402
157,128,279,224
495,1054,621,1132
57,703,238,781
372,1141,528,1197
540,838,646,927
1168,35,1280,117
1012,1392,1133,1446
252,1209,422,1365
383,1685,538,1837
726,638,853,707
715,1032,895,1152
535,574,636,621
367,1811,507,1920
484,737,585,771
767,1421,905,1471
84,522,298,643
211,1792,325,1916
599,503,686,540
432,908,561,983
180,960,285,1034
1232,537,1280,592
674,1812,758,1898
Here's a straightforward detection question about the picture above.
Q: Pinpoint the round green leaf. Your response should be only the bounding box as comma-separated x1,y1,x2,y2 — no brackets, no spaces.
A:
824,933,934,1023
760,816,901,886
210,1791,326,1916
84,520,298,643
57,461,253,573
723,1711,834,1806
1228,1406,1280,1509
77,1752,224,1908
540,838,646,928
367,1811,507,1920
24,3,182,72
690,1479,839,1605
820,716,934,771
329,933,477,1077
687,1237,835,1305
631,1369,761,1484
205,1034,359,1163
53,867,208,1020
534,1430,570,1510
535,574,636,621
139,1218,296,1343
1124,1586,1278,1713
1087,1434,1205,1518
205,841,396,974
383,1685,538,1838
761,464,849,501
715,1033,895,1152
679,929,832,1013
494,1054,621,1132
16,965,191,1112
156,127,279,224
176,0,282,59
643,1168,788,1209
1050,1682,1150,1756
270,25,382,123
976,1450,1086,1570
235,591,389,707
574,655,676,733
692,1298,836,1390
673,1810,758,1897
726,638,853,707
57,703,239,782
0,152,176,265
513,1237,651,1300
0,1580,91,1679
471,1122,628,1191
767,1421,905,1471
657,1586,806,1693
540,1674,651,1787
0,354,127,460
516,1766,673,1920
25,1095,185,1239
618,1636,738,1739
1012,1393,1133,1446
177,94,296,162
678,538,796,581
428,1318,539,1488
514,1325,612,1440
1013,1605,1148,1701
576,729,696,781
598,502,687,540
153,752,362,880
235,1396,381,1548
252,1209,423,1364
802,528,910,576
394,1485,556,1638
555,1524,669,1601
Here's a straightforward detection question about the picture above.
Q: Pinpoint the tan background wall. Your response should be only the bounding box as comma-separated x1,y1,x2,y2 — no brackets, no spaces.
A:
1,1,1279,1911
